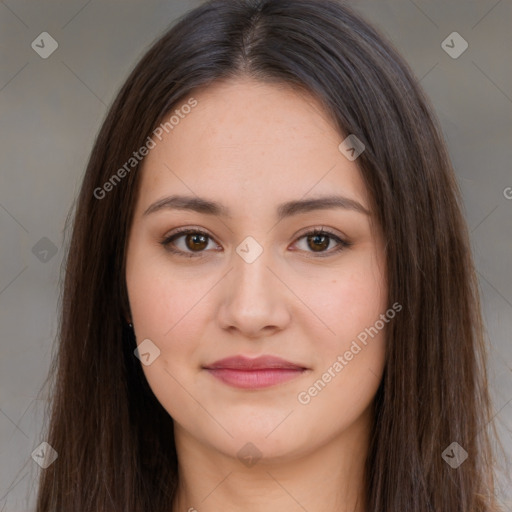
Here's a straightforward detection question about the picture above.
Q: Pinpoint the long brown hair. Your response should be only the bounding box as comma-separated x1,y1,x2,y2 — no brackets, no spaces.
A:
35,0,502,510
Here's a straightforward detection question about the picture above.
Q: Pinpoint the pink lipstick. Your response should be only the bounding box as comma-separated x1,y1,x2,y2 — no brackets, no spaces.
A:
203,355,308,389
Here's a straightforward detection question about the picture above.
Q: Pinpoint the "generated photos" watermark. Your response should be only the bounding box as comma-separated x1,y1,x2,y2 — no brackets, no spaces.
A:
297,302,402,405
93,97,198,200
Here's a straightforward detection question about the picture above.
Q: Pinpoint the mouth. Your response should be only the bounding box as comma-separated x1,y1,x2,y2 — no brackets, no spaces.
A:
202,355,309,390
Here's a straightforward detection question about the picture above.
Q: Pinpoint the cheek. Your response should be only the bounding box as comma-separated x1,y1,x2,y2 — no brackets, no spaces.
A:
295,290,387,424
292,250,388,406
126,254,212,423
294,250,387,352
125,242,192,381
126,237,198,337
127,262,206,364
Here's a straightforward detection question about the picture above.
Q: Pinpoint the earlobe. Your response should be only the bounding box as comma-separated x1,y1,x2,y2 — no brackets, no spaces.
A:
122,308,132,327
121,300,133,328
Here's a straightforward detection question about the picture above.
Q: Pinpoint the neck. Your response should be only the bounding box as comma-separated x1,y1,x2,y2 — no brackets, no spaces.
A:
171,406,372,512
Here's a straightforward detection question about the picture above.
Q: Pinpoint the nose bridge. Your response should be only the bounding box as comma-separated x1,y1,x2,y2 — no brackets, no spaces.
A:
231,233,274,297
217,233,291,336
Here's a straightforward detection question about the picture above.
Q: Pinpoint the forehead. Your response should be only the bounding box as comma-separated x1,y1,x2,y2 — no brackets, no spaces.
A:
137,77,369,211
176,77,340,152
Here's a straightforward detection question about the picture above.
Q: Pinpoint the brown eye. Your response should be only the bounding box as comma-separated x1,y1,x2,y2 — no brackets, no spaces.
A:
293,229,350,257
184,232,208,251
161,227,350,259
161,229,217,257
307,233,331,252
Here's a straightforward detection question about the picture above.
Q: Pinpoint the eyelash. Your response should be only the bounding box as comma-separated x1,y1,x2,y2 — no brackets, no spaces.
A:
160,227,351,259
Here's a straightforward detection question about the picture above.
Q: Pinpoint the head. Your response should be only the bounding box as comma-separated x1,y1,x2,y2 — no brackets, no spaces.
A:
124,75,389,467
36,1,500,511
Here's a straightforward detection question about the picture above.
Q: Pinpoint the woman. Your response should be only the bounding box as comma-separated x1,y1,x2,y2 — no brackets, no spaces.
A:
35,0,502,510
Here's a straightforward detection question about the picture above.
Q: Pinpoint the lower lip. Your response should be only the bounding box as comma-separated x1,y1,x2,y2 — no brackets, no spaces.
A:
205,368,306,389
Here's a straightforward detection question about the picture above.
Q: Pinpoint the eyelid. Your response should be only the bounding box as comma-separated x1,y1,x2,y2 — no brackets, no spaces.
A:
293,225,347,241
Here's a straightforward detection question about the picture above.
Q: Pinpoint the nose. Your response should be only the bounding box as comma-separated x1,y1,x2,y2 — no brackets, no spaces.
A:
216,243,292,340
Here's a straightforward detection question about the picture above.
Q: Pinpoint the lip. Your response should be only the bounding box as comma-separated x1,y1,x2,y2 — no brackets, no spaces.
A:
205,355,307,371
203,355,309,389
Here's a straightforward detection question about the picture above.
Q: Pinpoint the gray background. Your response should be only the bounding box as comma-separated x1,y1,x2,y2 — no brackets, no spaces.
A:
0,0,511,510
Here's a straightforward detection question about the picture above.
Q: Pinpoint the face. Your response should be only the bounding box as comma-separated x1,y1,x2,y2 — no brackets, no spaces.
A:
125,77,389,463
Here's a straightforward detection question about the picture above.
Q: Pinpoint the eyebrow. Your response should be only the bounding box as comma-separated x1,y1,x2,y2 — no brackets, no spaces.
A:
143,194,371,220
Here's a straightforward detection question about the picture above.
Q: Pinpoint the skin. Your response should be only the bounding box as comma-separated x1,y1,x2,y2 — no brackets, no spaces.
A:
125,77,388,512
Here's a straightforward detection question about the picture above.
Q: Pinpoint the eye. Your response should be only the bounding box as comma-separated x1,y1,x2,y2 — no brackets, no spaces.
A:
160,228,219,258
160,227,351,258
292,227,351,257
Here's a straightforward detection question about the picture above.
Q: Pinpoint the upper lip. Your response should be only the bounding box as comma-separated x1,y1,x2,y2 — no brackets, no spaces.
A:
203,355,307,370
